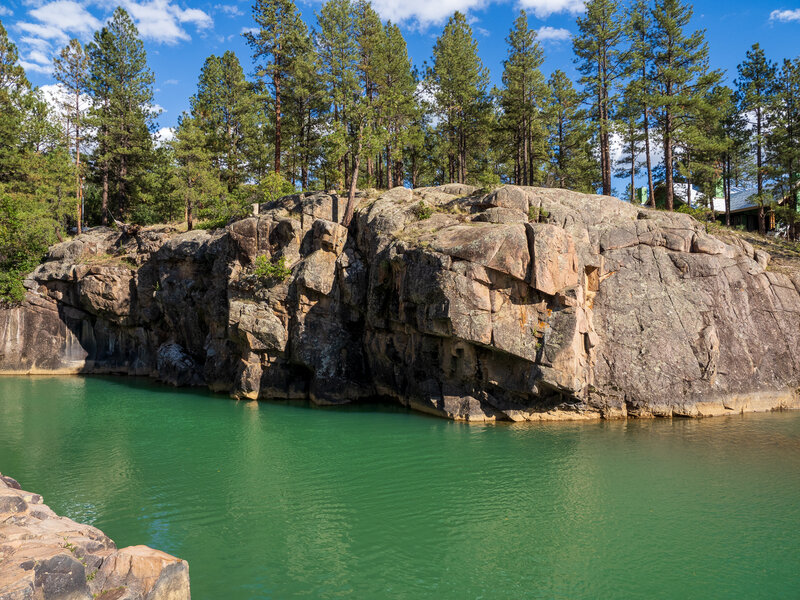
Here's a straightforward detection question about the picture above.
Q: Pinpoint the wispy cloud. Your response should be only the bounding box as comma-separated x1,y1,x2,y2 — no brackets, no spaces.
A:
517,0,585,19
163,78,178,85
536,26,571,42
769,8,800,22
120,0,213,44
0,6,13,16
214,3,243,17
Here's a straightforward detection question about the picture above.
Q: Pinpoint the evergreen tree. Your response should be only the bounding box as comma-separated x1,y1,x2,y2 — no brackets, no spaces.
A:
245,0,307,175
191,51,257,194
736,43,777,233
316,0,360,192
614,82,644,203
545,70,599,192
53,38,89,233
719,86,748,225
573,0,627,196
0,21,30,183
627,0,656,207
170,114,225,230
650,0,718,210
87,7,156,224
375,23,420,188
769,57,800,237
498,10,548,186
427,11,490,184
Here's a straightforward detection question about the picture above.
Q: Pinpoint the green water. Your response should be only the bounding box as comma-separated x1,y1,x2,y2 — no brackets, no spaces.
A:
1,377,799,599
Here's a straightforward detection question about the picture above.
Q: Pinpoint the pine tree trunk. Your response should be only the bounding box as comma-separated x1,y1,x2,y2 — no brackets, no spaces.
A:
387,144,393,188
725,155,731,226
102,157,109,226
756,107,765,234
665,106,674,211
644,104,655,208
343,122,363,228
274,73,281,174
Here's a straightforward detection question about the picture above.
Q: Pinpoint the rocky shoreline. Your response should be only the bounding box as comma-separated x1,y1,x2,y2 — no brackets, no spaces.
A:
1,185,799,421
0,473,190,600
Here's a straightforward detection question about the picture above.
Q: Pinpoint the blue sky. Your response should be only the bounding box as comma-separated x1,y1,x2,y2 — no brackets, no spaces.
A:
2,0,800,140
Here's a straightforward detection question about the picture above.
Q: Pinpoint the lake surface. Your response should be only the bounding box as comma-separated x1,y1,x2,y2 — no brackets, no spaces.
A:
1,376,799,599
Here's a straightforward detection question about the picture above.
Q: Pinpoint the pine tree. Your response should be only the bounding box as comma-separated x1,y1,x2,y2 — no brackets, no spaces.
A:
87,7,156,224
573,0,627,196
428,11,490,184
614,82,644,203
0,21,30,184
316,0,360,192
53,38,89,233
769,58,800,237
498,10,548,186
627,0,656,207
191,51,257,194
170,113,225,230
545,70,599,192
736,43,777,233
374,22,418,188
719,86,748,225
650,0,718,211
245,0,307,175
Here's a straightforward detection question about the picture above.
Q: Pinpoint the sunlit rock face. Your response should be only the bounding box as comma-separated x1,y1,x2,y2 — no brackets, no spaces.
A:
2,185,800,421
0,473,190,600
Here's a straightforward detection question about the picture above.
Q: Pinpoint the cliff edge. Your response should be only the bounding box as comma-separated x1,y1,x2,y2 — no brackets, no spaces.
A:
1,185,799,421
0,473,190,600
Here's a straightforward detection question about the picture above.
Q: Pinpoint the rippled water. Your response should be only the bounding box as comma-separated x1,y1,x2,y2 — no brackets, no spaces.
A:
1,376,799,598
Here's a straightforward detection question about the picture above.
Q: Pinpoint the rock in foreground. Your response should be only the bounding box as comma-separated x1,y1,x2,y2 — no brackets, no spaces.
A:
0,473,190,600
1,185,799,421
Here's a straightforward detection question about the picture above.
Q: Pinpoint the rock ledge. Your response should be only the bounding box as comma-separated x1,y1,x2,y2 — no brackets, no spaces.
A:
0,473,190,600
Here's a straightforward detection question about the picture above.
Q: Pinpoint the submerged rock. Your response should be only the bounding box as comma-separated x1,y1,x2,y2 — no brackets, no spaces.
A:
0,473,190,600
1,185,799,421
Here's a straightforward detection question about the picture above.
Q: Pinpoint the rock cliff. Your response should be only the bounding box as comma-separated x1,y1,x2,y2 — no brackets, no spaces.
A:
1,185,799,421
0,473,190,600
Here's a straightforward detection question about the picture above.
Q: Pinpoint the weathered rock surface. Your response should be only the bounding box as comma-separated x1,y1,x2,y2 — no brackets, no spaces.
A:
0,473,190,599
1,185,799,421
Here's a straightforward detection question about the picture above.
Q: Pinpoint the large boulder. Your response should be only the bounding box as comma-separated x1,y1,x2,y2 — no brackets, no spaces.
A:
1,185,799,422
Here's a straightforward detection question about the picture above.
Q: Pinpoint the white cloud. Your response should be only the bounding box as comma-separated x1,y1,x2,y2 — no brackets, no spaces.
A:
215,3,243,17
240,26,258,35
0,6,13,16
16,22,69,43
769,9,800,22
369,0,490,28
154,126,175,146
536,26,571,41
367,0,583,29
27,49,52,64
19,60,53,74
29,1,101,36
517,0,584,18
20,36,52,51
163,78,178,85
119,0,213,44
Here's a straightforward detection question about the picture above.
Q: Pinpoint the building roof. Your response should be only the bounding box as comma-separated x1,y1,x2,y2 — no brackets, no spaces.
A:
712,187,760,213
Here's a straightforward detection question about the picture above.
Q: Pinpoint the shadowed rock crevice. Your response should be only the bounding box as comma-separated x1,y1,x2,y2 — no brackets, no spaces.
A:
1,185,799,422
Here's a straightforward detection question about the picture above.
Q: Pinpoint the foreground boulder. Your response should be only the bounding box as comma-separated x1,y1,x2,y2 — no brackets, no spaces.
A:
0,473,190,599
1,186,799,421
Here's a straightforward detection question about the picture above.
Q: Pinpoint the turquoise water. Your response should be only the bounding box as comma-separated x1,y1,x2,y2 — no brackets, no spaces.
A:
1,376,799,599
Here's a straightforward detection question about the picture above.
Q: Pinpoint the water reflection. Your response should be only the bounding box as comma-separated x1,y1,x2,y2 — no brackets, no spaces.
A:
1,376,799,599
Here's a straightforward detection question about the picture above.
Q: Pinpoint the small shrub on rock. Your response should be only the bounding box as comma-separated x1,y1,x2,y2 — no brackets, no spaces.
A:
254,255,292,282
414,201,433,220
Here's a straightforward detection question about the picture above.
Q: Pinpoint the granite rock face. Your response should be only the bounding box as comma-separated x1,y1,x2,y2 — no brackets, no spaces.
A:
1,185,799,421
0,473,190,600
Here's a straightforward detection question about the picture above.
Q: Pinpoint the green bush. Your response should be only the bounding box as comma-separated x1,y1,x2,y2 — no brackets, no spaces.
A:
676,204,714,222
413,201,433,220
528,206,550,222
253,255,292,281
